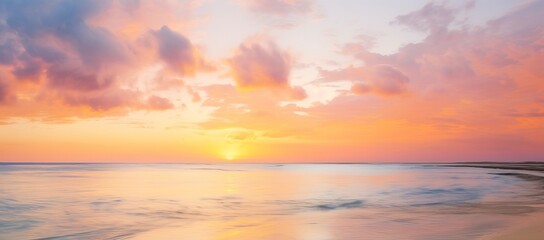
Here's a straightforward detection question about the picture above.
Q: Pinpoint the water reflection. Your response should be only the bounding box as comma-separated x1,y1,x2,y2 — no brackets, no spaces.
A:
0,164,543,239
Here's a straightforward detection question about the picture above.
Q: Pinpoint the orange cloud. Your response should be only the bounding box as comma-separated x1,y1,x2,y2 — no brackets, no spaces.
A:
200,84,312,140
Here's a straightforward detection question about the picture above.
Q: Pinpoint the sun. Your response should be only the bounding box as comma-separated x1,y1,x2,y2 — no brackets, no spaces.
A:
224,148,238,161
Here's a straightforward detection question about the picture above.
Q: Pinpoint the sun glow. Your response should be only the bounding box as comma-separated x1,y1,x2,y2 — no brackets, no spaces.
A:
224,147,238,161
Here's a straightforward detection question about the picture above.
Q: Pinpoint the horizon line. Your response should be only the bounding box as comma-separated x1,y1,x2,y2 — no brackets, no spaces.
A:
1,161,543,165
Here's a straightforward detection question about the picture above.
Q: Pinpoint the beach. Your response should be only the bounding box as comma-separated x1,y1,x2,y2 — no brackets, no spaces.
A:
487,212,544,240
447,163,544,240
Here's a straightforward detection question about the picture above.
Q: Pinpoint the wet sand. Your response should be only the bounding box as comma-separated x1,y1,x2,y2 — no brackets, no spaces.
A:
445,163,544,240
485,212,544,240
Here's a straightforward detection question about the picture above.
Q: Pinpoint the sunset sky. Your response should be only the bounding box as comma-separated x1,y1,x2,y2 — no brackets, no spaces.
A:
0,0,543,162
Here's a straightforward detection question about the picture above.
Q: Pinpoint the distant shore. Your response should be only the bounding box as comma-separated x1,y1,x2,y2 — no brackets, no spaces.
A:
442,163,544,173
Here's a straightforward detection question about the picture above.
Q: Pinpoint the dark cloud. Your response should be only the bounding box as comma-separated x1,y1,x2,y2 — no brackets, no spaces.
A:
0,81,10,104
153,26,197,75
46,65,114,91
21,40,66,63
2,0,127,69
0,38,19,65
59,90,140,111
0,0,128,100
0,0,200,117
12,54,41,80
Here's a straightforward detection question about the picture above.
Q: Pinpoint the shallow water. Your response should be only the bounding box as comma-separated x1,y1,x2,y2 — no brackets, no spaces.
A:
1,163,543,240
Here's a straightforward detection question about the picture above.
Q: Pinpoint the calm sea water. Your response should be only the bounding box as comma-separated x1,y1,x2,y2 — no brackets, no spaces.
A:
1,163,544,240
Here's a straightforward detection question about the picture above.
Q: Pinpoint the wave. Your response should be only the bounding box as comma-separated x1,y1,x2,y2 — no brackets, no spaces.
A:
314,199,364,210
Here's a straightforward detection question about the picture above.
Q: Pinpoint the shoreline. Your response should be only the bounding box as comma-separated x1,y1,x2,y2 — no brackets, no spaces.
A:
451,163,544,240
443,163,544,173
484,212,544,240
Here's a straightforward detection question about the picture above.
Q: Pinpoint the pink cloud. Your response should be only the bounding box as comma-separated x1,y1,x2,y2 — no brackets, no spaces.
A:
0,80,13,104
393,2,456,33
229,40,290,88
289,85,308,100
0,0,211,120
57,89,140,111
186,86,202,102
46,65,114,91
239,0,314,15
146,95,174,110
152,26,214,75
153,26,196,75
237,0,320,29
228,37,307,100
320,65,409,96
309,0,544,159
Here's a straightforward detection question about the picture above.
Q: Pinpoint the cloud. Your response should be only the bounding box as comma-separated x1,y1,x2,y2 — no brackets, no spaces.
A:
0,80,12,104
228,37,306,100
152,26,213,75
146,95,174,110
237,0,320,29
0,0,131,109
154,26,194,74
57,89,140,111
12,54,42,81
199,84,312,139
0,0,210,120
229,39,290,88
3,0,128,68
321,65,409,96
505,111,544,118
46,65,114,91
393,2,455,33
329,0,544,102
307,0,544,160
393,1,477,33
239,0,314,15
289,85,308,100
227,130,257,141
186,86,202,102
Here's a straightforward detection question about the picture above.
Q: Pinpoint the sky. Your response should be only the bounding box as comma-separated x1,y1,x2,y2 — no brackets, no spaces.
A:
0,0,543,163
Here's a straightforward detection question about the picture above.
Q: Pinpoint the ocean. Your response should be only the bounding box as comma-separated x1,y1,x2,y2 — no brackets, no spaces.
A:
1,163,543,239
